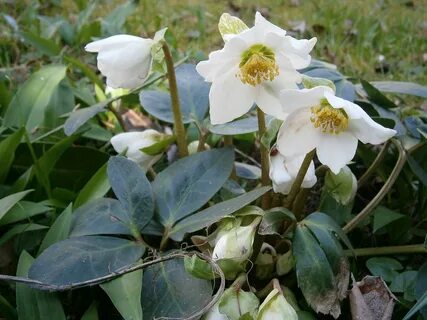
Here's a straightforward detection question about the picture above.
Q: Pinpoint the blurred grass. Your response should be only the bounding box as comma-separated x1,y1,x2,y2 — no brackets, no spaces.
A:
2,0,426,84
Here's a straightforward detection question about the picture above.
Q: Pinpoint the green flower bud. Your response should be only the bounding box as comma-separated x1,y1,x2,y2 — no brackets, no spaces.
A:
257,289,298,320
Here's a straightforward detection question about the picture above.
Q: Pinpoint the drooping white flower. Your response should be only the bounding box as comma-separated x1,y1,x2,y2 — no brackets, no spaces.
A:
85,35,155,89
257,289,298,320
196,12,317,124
277,86,396,174
269,148,316,194
110,129,165,171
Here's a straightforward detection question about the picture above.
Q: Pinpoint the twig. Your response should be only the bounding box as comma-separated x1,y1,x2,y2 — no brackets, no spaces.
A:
344,244,426,257
257,108,271,209
358,141,390,188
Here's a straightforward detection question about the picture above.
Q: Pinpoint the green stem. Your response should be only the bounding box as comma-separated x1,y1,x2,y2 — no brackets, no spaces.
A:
108,104,127,132
292,188,309,220
162,43,188,158
283,149,316,210
224,135,237,180
257,107,271,209
344,244,426,257
159,226,171,251
343,139,406,233
358,140,390,188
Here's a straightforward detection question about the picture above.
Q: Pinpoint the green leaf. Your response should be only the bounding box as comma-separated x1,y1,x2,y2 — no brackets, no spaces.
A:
0,201,50,226
28,236,144,287
372,206,405,233
4,65,67,130
390,271,417,296
0,223,48,246
415,262,427,318
324,166,357,205
184,254,216,280
218,13,248,40
16,251,66,320
0,293,17,320
359,81,427,99
141,257,213,319
100,268,143,320
20,30,61,56
218,287,259,320
74,161,110,208
70,198,133,237
235,162,261,180
403,290,427,320
0,190,33,223
153,148,234,227
0,127,24,183
293,225,340,317
107,156,154,231
81,303,99,320
258,207,296,236
140,64,210,124
43,80,76,129
366,257,403,282
209,117,259,135
360,79,398,109
261,118,283,148
169,187,270,241
140,134,175,155
302,75,336,91
64,55,104,89
407,154,427,186
63,101,108,136
38,205,73,255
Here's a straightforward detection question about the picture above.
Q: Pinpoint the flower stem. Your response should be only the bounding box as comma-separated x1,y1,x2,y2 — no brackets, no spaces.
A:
107,104,127,132
283,149,316,211
162,43,188,158
224,135,237,180
344,244,426,257
358,140,390,188
257,107,271,209
343,139,406,233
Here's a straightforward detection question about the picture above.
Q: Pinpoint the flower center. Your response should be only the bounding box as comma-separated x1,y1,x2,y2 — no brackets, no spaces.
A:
310,99,349,134
238,44,279,86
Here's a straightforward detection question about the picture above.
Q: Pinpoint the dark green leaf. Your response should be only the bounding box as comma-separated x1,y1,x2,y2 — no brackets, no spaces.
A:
403,290,427,320
209,117,259,135
359,81,427,99
169,186,270,241
0,190,33,222
4,65,67,130
0,223,48,246
28,236,144,287
0,201,50,226
140,64,210,124
16,251,66,320
70,198,133,237
107,156,154,231
141,257,213,319
63,102,108,136
100,268,143,320
407,154,427,186
235,162,261,180
366,257,403,282
258,207,295,236
64,55,104,89
0,127,24,183
415,262,427,318
38,205,73,254
81,303,99,320
153,148,234,227
360,79,398,109
74,161,110,208
20,31,61,56
372,206,405,233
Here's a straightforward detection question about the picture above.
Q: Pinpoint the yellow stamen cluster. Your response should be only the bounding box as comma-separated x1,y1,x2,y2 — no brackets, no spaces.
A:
310,100,349,134
238,44,279,86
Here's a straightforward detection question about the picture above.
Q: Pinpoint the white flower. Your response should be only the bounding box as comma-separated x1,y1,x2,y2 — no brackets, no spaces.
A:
269,148,316,194
202,303,228,320
212,224,257,262
85,34,155,89
277,86,396,174
196,12,317,124
257,289,298,320
110,130,164,171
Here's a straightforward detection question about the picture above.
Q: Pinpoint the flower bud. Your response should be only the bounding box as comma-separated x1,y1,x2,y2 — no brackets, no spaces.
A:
257,289,298,320
110,129,172,171
188,140,210,154
324,165,357,205
276,249,294,276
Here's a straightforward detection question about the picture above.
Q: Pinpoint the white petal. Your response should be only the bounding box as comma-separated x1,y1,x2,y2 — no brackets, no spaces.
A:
285,155,317,188
281,36,317,69
256,76,290,120
280,86,333,114
324,92,396,144
85,34,144,52
316,132,358,174
269,152,293,194
209,67,256,124
276,108,320,157
254,12,287,37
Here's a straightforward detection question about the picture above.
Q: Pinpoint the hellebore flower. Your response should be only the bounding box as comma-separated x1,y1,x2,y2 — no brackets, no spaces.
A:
277,86,396,174
269,147,316,194
85,34,155,89
257,289,298,320
110,129,167,171
196,12,317,124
